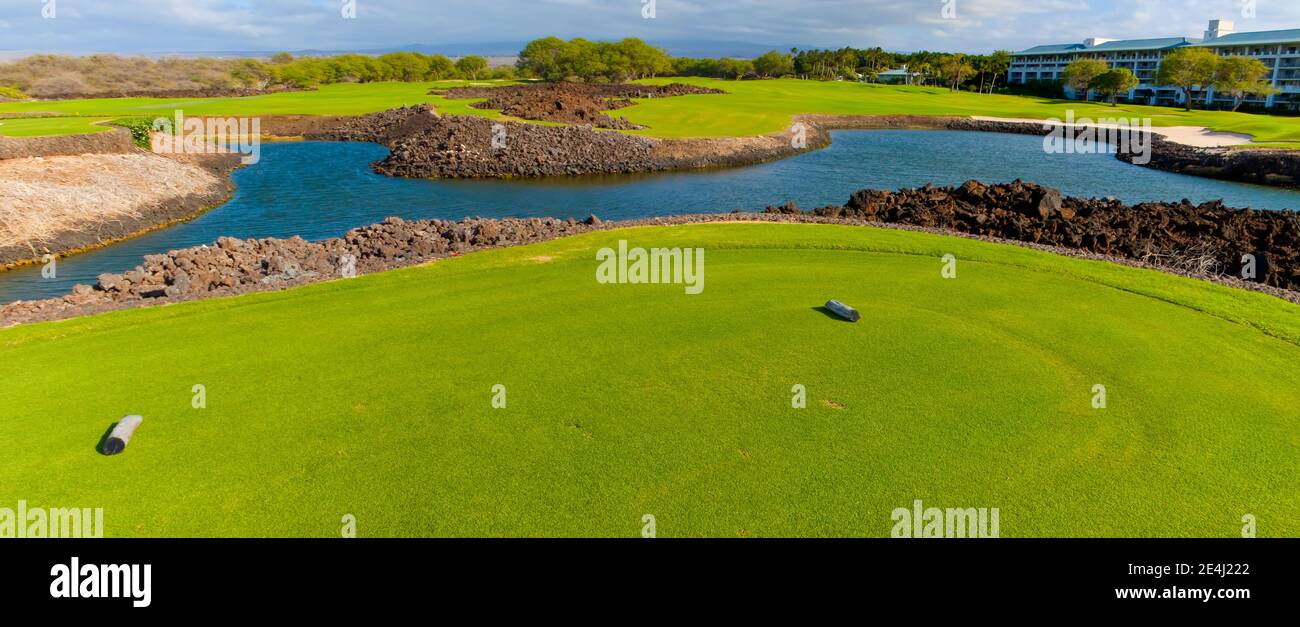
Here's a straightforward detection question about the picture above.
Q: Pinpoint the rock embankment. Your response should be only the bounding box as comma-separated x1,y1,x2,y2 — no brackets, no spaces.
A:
0,151,241,268
765,179,1300,290
4,182,1296,327
439,82,725,130
0,215,598,325
1117,137,1300,187
313,105,663,178
0,127,136,160
313,105,820,178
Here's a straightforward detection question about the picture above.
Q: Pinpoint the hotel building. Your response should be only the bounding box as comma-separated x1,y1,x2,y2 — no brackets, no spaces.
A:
1008,19,1300,110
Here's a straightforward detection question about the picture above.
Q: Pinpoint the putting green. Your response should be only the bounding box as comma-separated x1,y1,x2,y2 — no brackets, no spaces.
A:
1,223,1297,537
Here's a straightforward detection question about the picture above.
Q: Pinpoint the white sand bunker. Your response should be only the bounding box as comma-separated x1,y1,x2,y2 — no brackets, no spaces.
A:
971,116,1254,148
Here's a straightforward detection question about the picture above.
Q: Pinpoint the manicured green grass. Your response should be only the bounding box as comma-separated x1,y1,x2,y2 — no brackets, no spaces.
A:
627,77,1300,141
5,77,1300,144
0,116,114,136
2,223,1296,537
0,81,506,137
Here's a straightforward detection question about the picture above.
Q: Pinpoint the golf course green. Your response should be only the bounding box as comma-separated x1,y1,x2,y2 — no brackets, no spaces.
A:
5,77,1300,145
2,222,1297,537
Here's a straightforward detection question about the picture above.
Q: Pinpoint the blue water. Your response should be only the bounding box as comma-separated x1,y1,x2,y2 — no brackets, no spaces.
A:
5,129,1300,303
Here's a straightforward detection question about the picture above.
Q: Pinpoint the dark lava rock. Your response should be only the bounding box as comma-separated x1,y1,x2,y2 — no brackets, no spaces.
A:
777,180,1300,291
439,82,725,130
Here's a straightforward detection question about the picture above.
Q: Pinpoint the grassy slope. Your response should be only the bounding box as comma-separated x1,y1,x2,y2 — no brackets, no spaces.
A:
3,78,1300,143
2,223,1297,538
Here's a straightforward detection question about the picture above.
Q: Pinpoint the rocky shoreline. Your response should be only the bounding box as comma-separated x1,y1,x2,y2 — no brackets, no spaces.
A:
304,99,1298,188
765,179,1300,291
3,181,1295,328
2,84,1297,299
1117,137,1300,187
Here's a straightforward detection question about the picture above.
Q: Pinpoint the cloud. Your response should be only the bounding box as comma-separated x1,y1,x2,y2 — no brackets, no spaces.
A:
0,0,1297,54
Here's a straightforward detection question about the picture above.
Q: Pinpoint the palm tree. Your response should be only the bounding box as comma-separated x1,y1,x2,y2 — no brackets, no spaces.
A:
911,62,932,86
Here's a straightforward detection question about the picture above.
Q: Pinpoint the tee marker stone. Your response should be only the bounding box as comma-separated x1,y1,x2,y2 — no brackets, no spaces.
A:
101,415,144,456
824,300,861,322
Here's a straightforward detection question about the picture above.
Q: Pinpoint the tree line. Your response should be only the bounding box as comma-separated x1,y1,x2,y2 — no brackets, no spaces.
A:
0,52,509,98
0,38,1025,100
520,39,1015,93
0,36,1280,110
786,48,1013,93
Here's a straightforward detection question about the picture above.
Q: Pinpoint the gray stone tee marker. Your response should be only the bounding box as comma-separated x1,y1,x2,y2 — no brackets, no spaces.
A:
102,415,144,456
825,300,861,322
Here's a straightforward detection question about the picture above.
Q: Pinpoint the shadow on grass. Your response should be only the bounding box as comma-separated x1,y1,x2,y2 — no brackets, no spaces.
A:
811,306,855,322
95,422,118,456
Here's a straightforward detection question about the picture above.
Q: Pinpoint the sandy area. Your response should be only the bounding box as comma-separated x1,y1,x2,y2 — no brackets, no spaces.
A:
0,152,225,251
971,116,1254,147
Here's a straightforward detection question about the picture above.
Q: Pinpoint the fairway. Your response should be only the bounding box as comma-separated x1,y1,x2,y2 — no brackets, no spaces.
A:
2,223,1297,537
0,81,506,137
0,116,114,136
5,78,1300,144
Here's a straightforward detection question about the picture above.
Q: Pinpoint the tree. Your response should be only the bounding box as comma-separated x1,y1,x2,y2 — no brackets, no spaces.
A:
752,50,795,78
793,48,841,80
375,52,429,82
272,60,329,88
910,61,933,86
718,58,754,80
1213,55,1278,111
1157,47,1220,111
455,55,489,80
562,39,606,81
517,37,571,81
517,37,670,82
938,54,975,91
613,38,672,80
426,55,456,80
982,50,1012,94
858,47,893,82
330,54,386,83
229,59,273,89
1089,68,1139,106
270,52,295,65
1062,59,1109,99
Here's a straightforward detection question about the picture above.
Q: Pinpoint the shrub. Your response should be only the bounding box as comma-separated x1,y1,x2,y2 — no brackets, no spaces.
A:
111,117,156,149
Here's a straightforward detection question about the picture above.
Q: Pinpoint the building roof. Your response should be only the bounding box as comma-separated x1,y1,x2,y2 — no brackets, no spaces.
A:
1082,37,1200,52
878,68,913,76
1198,28,1300,47
1015,37,1203,56
1013,43,1086,56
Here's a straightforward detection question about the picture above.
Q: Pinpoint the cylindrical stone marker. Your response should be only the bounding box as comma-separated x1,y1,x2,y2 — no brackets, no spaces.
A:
102,415,144,456
825,300,861,323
